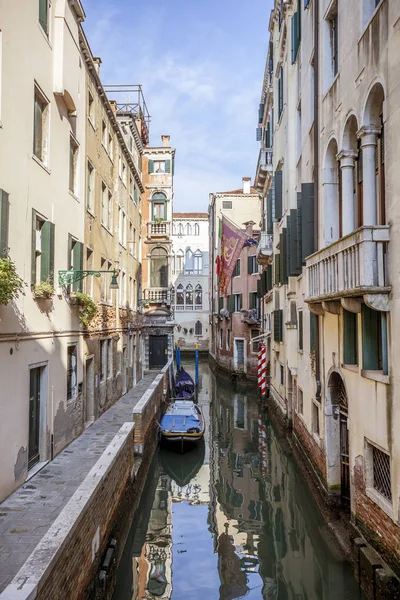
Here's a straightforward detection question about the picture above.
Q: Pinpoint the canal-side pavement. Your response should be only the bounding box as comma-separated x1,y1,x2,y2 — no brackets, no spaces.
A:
0,372,159,593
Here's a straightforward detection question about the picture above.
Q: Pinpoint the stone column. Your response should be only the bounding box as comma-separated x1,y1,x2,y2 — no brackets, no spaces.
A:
337,150,357,236
358,126,380,226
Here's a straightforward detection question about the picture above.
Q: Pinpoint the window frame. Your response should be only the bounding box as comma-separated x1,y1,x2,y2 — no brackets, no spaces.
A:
69,135,79,196
67,343,78,402
33,84,50,165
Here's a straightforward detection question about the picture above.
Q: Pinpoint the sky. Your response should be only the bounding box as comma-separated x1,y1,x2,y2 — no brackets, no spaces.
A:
82,0,274,211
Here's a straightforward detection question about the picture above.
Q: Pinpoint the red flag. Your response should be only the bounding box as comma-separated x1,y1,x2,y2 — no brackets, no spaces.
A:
216,255,222,277
219,216,248,297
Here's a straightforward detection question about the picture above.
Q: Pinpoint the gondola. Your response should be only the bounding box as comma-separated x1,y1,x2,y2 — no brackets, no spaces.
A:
159,368,205,448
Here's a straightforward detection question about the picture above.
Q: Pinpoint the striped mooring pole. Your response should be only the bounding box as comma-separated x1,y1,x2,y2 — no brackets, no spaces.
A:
260,343,267,397
257,344,263,391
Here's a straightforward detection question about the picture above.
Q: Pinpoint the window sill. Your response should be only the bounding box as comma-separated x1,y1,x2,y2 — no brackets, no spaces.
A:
88,117,96,131
101,223,113,236
323,73,340,101
99,301,113,307
86,208,95,218
365,487,395,522
32,154,51,174
69,191,79,202
361,370,389,384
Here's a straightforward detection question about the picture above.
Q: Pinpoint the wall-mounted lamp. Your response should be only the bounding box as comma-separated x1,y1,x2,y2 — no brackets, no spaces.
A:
58,269,120,290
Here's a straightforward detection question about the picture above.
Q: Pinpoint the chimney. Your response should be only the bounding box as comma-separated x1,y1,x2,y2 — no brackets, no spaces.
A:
242,176,251,194
93,57,102,75
161,135,170,147
243,220,255,235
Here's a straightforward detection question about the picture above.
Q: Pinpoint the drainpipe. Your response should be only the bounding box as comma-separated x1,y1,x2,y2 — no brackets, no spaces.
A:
314,0,321,399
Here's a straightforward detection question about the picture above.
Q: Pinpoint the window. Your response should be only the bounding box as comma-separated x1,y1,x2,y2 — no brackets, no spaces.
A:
102,121,107,147
150,247,168,288
362,305,387,374
234,294,242,312
154,161,165,173
107,339,113,379
298,387,304,414
273,309,283,342
195,320,202,336
175,284,184,309
152,192,167,221
248,255,257,274
249,292,258,311
226,328,231,350
69,136,79,195
88,91,95,124
178,223,184,235
343,310,358,365
362,0,383,28
233,259,241,277
312,402,320,436
298,311,303,350
194,250,203,274
67,344,78,401
222,200,232,210
68,235,83,293
194,223,200,236
324,2,338,89
85,248,94,297
100,257,112,303
291,4,301,63
86,161,95,212
108,133,113,161
148,160,171,174
174,250,184,274
101,183,112,231
118,207,126,247
0,189,10,258
39,0,49,35
186,223,192,235
100,340,107,382
185,284,193,309
31,211,55,286
195,284,202,309
33,85,49,164
366,441,392,503
121,160,127,186
185,248,193,274
310,312,317,353
278,67,284,120
120,270,126,307
219,328,223,349
250,330,259,353
280,364,284,385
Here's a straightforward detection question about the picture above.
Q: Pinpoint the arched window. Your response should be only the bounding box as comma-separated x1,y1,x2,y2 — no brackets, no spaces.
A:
150,247,168,287
173,223,177,235
195,320,202,336
178,223,184,235
175,284,184,309
185,284,193,308
194,223,200,236
185,248,193,274
175,249,184,274
194,250,203,274
186,223,192,235
195,284,202,308
152,192,167,221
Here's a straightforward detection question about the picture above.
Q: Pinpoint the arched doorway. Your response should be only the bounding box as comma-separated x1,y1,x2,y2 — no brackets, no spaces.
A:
326,371,350,509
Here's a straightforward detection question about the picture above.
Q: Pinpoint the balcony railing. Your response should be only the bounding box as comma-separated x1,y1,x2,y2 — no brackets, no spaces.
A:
306,226,390,303
147,221,170,238
256,232,273,265
143,287,171,304
255,148,273,192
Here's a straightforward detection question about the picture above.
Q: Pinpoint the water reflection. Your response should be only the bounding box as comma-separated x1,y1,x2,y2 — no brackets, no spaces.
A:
113,363,364,600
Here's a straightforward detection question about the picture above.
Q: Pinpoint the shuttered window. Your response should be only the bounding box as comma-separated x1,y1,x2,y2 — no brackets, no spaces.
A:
227,295,235,313
219,296,224,312
267,189,273,234
298,311,303,350
274,254,281,286
310,312,317,352
68,234,84,293
275,170,283,221
362,305,387,373
249,292,258,310
232,259,241,277
234,294,242,312
31,210,55,285
266,264,273,292
301,183,315,262
273,309,283,342
39,0,49,35
165,159,171,173
278,67,284,120
291,11,300,64
248,255,257,274
148,159,154,173
280,230,288,284
0,189,10,258
343,310,358,365
296,192,303,268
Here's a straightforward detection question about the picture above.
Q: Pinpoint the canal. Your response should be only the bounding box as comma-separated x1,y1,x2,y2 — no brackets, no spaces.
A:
112,361,365,600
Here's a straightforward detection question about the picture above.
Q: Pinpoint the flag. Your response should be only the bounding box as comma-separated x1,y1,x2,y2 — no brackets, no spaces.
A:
219,216,249,297
216,255,222,277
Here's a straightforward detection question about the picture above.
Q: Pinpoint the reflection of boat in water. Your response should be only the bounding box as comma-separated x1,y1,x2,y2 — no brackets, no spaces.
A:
159,438,205,487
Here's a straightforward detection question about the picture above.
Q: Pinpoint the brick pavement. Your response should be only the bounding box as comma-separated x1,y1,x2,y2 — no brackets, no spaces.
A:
0,372,158,592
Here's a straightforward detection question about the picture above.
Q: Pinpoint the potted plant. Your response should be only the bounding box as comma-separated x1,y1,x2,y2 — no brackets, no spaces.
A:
33,281,55,299
0,256,25,305
75,292,97,326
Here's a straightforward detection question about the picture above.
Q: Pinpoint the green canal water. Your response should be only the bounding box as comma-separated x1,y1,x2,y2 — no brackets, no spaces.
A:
113,362,365,600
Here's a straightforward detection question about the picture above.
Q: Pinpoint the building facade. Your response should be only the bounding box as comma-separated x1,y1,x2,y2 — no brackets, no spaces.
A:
0,0,87,501
141,137,176,371
209,179,261,378
171,213,209,351
256,0,400,576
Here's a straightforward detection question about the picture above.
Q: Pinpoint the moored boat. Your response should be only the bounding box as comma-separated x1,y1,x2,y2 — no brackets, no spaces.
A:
159,399,205,445
173,367,195,399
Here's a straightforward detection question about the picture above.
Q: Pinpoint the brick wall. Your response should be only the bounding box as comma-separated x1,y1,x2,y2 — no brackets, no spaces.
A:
353,455,400,577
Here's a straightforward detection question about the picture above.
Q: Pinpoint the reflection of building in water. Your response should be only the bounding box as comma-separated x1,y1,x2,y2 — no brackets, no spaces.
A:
132,475,173,600
209,371,359,599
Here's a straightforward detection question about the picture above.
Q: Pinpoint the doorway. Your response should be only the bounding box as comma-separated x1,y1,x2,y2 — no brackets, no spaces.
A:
29,366,45,470
326,371,350,509
85,356,95,425
234,339,245,372
149,335,168,369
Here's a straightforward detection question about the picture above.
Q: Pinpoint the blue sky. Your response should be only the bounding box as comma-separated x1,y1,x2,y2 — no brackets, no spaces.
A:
82,0,273,211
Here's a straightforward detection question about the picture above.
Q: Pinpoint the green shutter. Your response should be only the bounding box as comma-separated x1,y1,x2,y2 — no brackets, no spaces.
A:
344,310,358,365
301,183,315,262
280,230,288,284
257,279,262,299
289,209,301,276
275,171,283,221
0,190,10,258
274,254,280,286
40,221,55,285
165,160,171,173
267,189,273,234
286,219,291,278
219,296,224,311
39,0,48,33
298,311,303,350
274,309,283,342
381,312,388,375
310,312,317,352
291,12,299,63
296,192,303,269
362,305,379,370
73,241,84,292
148,159,154,174
266,264,273,292
31,209,37,285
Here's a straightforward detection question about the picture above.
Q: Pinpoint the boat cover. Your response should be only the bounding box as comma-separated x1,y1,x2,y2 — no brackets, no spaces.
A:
160,413,200,432
174,368,195,398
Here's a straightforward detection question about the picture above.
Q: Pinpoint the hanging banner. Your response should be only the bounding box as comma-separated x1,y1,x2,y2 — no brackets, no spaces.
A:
219,216,248,297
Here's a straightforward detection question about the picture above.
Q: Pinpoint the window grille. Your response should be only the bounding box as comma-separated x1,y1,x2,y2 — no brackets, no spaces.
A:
372,446,392,501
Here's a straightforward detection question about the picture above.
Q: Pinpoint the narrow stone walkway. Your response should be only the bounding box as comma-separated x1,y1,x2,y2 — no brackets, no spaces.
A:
0,372,159,592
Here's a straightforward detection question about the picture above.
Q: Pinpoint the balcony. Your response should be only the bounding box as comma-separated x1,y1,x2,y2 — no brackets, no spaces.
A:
306,226,390,312
143,287,171,305
147,221,170,238
256,232,273,266
255,148,273,193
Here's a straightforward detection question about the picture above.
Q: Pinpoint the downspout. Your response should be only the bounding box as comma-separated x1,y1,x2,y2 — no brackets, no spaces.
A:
314,0,321,399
